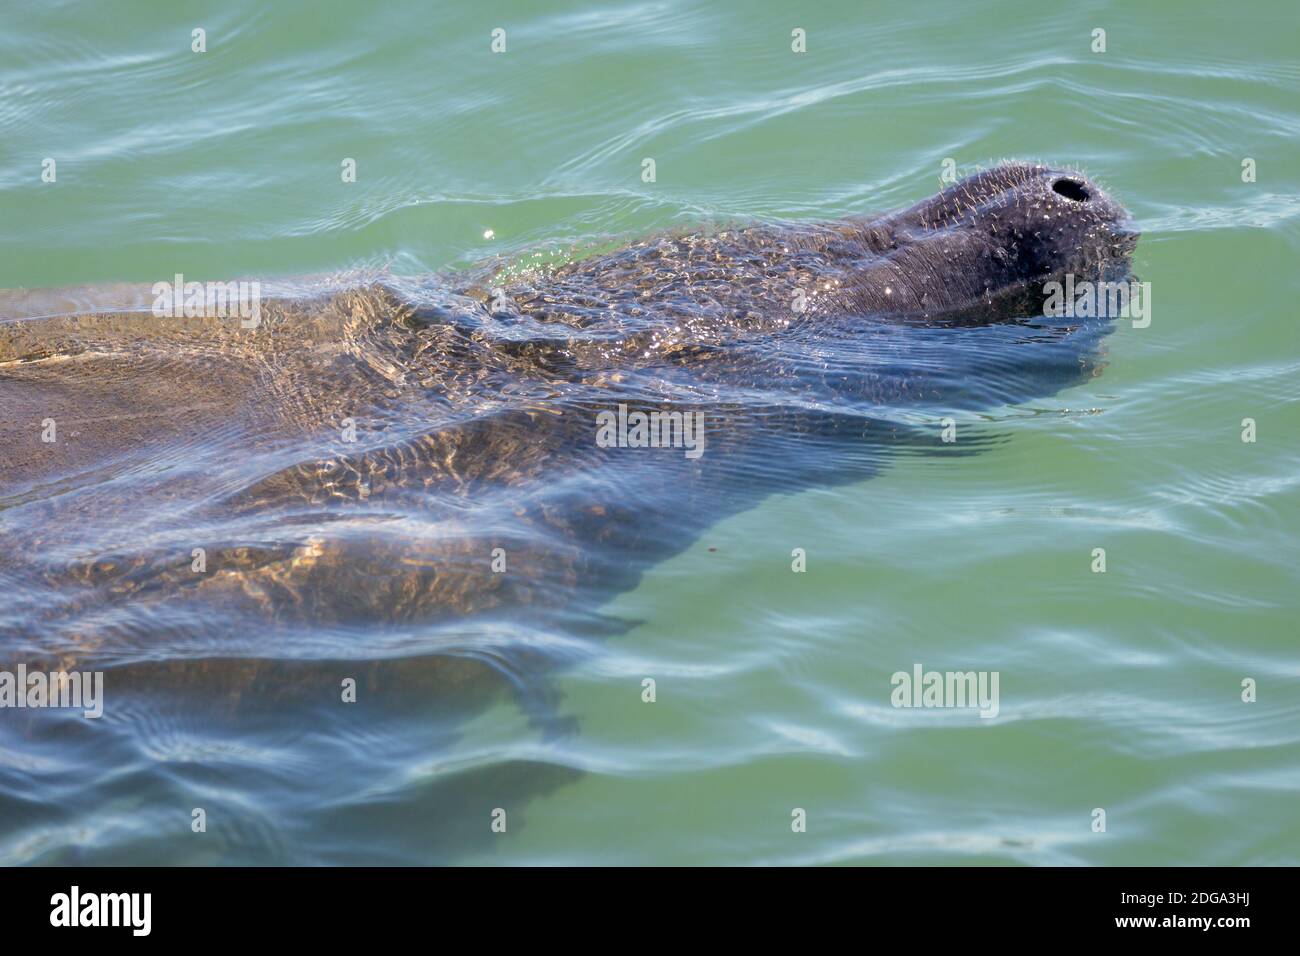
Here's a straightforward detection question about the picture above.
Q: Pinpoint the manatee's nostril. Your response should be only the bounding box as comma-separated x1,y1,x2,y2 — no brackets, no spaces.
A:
1052,178,1090,202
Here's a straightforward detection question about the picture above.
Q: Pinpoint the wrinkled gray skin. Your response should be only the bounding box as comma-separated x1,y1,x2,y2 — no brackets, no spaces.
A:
0,163,1136,694
495,161,1135,338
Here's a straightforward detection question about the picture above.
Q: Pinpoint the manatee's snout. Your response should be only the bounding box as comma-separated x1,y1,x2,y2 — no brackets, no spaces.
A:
863,162,1139,323
897,162,1138,274
929,163,1138,289
1024,165,1139,274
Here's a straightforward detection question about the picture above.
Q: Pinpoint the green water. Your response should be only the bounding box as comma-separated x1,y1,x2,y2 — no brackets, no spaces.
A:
2,0,1298,864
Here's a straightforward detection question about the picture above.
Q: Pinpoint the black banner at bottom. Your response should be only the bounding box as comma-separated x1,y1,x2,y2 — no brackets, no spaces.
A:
0,865,1281,940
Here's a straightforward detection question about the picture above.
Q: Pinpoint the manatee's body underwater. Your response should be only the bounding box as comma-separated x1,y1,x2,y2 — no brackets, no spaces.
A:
0,163,1136,688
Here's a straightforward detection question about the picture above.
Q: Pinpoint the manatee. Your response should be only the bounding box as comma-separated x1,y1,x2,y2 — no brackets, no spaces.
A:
0,162,1137,689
